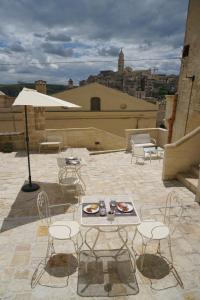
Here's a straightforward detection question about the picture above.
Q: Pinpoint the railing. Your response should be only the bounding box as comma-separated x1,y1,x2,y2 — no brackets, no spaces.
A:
125,128,168,152
195,164,200,203
162,126,200,180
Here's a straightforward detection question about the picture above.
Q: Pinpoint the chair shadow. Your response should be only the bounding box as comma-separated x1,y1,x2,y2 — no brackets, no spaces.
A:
0,180,79,233
136,254,183,290
31,253,78,288
136,254,170,279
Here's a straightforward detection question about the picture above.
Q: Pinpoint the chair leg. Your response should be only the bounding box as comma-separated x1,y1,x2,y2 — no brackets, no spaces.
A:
45,237,55,264
131,228,138,256
168,236,174,265
140,241,147,271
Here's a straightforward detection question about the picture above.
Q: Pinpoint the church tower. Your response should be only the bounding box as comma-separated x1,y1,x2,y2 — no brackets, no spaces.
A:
118,48,124,73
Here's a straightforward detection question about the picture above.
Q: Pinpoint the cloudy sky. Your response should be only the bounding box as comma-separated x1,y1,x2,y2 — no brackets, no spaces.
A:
0,0,189,84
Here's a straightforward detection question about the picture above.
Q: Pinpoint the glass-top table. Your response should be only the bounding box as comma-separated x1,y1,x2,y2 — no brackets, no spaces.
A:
143,146,164,161
80,195,141,260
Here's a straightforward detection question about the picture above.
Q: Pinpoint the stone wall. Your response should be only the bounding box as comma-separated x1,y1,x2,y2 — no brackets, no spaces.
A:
45,111,156,137
0,109,156,137
45,127,125,151
0,132,24,151
163,126,200,180
172,0,200,141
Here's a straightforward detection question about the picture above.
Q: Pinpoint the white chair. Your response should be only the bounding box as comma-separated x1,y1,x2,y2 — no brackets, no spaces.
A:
132,190,184,289
131,145,151,164
39,135,63,153
130,133,156,149
58,167,84,201
37,191,81,259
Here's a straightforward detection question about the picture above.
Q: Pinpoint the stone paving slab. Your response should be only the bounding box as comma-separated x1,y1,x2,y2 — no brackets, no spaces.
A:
0,150,199,299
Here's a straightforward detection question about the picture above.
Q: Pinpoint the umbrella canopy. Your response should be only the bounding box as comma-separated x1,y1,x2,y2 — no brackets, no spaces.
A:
12,87,80,193
13,87,80,108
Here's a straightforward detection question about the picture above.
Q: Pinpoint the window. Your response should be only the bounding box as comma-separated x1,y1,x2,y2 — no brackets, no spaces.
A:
90,97,101,111
182,44,190,58
120,103,127,109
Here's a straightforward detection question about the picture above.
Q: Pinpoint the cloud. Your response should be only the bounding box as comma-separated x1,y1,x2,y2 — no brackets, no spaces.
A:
10,43,26,52
45,32,72,42
42,42,74,57
98,46,119,57
0,0,189,83
34,33,44,38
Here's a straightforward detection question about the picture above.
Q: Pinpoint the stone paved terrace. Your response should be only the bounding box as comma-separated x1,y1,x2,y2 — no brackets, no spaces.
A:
0,149,200,300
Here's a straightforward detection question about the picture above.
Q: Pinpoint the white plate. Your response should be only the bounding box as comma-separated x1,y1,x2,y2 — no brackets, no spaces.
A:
83,204,99,214
67,156,77,160
117,202,133,213
70,160,79,165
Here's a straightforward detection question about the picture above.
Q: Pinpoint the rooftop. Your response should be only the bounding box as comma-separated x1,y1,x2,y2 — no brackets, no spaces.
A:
0,149,199,299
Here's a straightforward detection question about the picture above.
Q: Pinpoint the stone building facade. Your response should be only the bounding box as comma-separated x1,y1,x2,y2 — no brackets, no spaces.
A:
80,49,178,100
171,0,200,141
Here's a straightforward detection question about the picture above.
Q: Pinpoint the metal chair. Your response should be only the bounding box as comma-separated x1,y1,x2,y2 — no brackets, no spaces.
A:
131,144,151,164
37,191,82,259
57,154,86,192
58,167,84,202
32,191,83,288
132,190,184,289
130,133,156,149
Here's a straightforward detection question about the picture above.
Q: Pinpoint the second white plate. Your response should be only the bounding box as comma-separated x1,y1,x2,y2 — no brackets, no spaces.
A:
117,203,133,213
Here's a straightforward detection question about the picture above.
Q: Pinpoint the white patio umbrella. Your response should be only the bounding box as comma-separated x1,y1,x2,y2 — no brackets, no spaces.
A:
13,87,80,192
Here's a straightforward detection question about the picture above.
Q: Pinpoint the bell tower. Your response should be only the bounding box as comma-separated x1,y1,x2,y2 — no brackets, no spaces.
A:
118,48,124,73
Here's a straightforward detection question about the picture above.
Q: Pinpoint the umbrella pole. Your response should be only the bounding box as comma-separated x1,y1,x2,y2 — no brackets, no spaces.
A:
21,105,40,192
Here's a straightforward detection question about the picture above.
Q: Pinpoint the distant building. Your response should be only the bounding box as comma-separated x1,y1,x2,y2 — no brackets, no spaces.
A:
80,49,178,100
52,82,158,136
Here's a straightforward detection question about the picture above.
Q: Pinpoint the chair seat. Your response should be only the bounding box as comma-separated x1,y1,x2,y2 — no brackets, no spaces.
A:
60,177,79,186
40,142,61,146
137,220,169,240
49,220,80,240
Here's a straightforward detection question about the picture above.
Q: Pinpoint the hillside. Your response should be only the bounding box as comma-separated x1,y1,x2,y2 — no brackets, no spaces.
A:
0,83,67,97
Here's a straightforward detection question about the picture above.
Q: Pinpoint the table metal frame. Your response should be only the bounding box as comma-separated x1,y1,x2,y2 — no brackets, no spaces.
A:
80,195,140,263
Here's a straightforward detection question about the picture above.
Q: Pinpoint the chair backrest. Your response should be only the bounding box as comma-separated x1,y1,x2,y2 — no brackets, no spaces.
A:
131,133,151,145
58,167,78,184
132,145,145,156
46,134,63,143
163,190,183,234
57,157,66,169
37,191,51,226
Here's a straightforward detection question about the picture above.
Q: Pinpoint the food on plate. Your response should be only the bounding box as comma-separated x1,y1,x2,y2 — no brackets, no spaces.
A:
117,202,129,212
86,203,99,213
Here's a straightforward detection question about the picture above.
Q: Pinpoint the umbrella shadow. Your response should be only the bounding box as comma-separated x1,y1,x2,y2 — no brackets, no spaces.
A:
0,180,79,232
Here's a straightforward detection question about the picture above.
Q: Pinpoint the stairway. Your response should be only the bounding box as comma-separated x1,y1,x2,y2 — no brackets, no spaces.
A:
177,164,199,194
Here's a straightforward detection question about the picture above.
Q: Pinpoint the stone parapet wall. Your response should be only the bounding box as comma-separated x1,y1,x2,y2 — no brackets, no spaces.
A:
45,127,125,151
125,128,168,151
0,132,25,151
45,110,156,137
162,126,200,180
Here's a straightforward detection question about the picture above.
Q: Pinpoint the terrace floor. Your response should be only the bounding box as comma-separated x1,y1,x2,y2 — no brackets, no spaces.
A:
0,149,200,300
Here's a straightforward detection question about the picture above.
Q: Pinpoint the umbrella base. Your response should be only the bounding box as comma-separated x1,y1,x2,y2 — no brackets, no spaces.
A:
22,183,40,192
